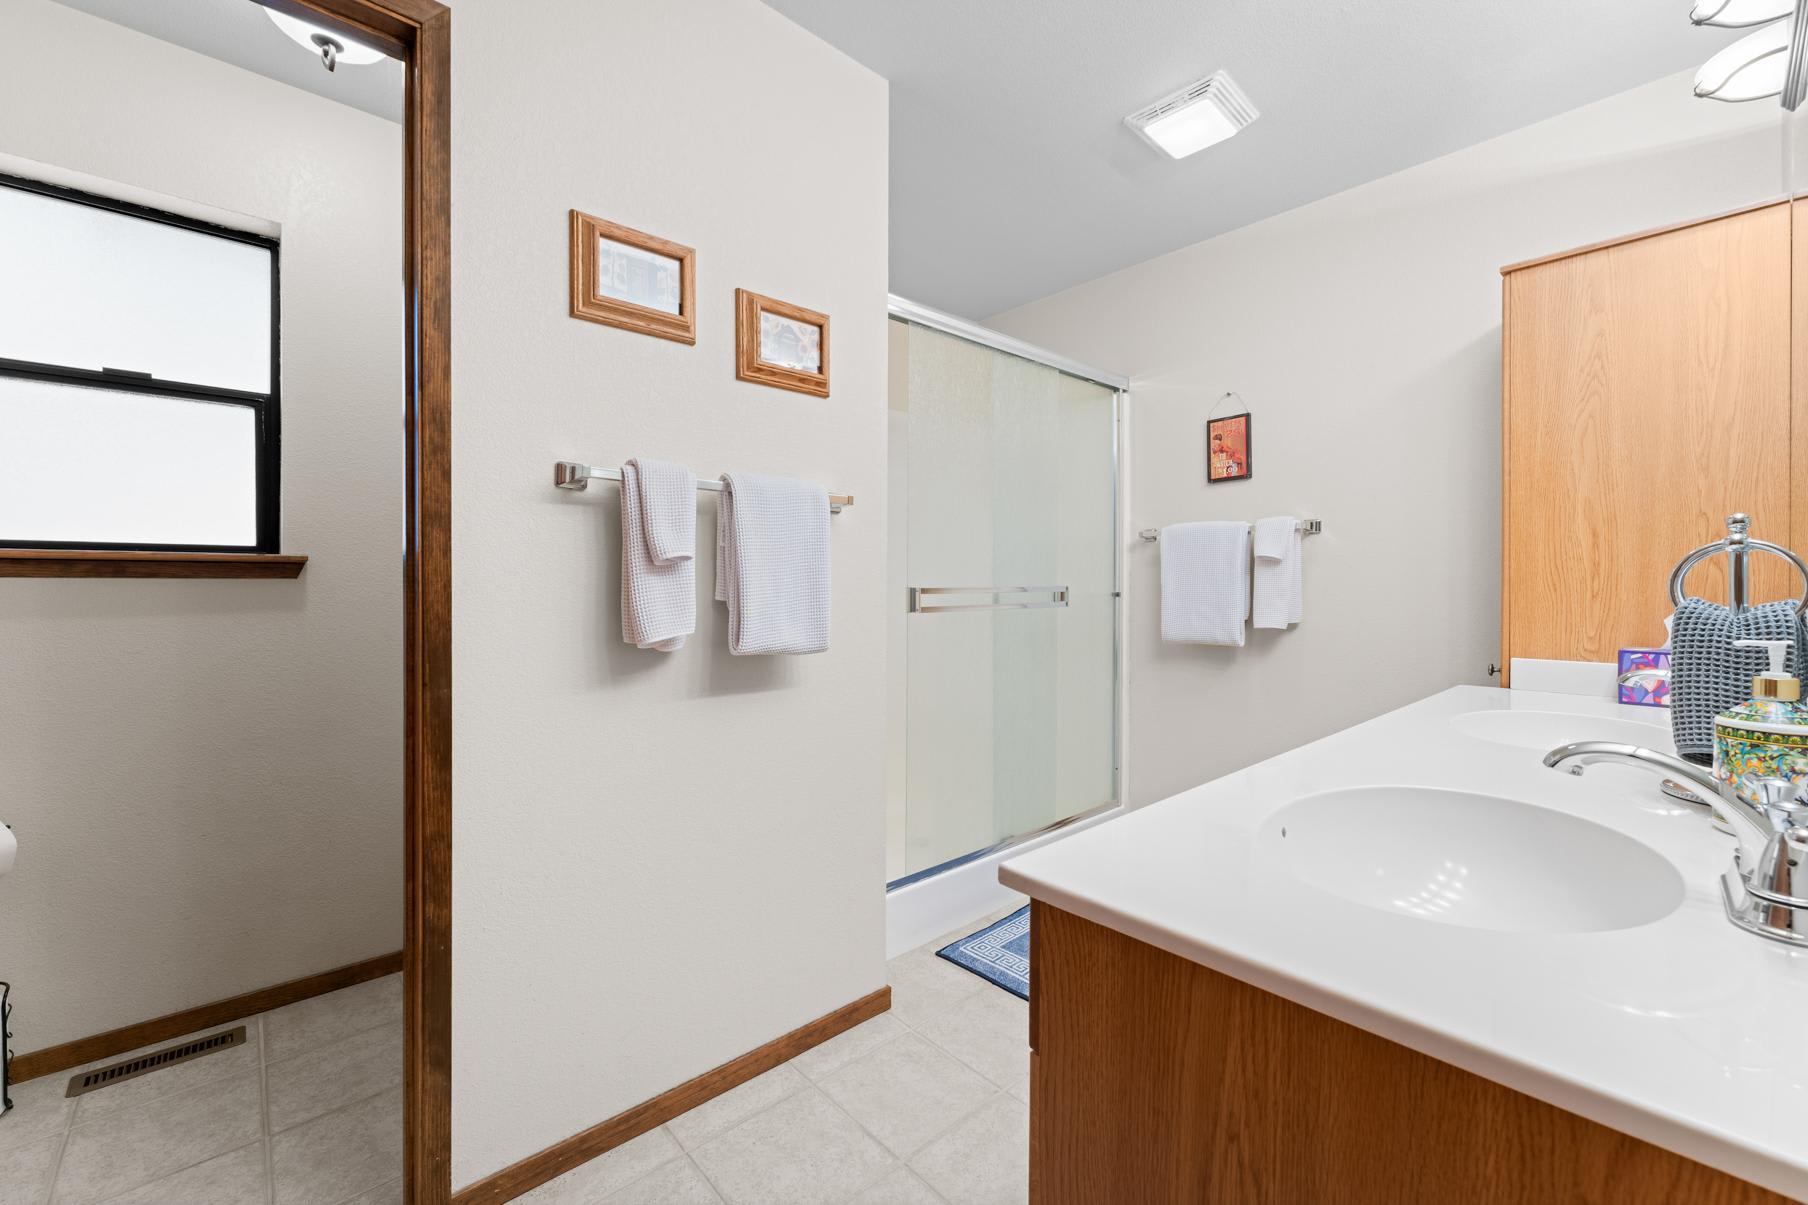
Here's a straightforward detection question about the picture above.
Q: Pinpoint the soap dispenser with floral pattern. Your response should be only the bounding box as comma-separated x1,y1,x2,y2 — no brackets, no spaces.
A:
1713,639,1808,792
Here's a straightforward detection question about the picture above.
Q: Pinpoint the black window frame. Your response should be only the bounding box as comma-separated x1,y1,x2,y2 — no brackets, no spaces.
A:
0,172,281,555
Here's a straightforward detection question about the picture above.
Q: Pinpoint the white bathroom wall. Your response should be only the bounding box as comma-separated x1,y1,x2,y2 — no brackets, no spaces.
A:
0,0,403,1051
990,70,1783,807
449,0,889,1187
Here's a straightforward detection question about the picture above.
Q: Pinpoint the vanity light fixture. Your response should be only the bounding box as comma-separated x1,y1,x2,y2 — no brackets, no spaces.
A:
1691,0,1808,108
1692,0,1793,28
264,9,387,72
1125,71,1259,159
1694,19,1793,100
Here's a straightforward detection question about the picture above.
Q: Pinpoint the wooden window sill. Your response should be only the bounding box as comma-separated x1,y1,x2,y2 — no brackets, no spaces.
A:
0,550,308,579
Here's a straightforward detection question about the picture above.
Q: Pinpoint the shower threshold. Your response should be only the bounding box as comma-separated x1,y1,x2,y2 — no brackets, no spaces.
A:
884,802,1121,958
886,802,1118,891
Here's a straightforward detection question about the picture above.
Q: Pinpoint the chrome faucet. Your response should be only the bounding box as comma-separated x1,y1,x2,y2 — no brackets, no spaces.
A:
1544,741,1808,947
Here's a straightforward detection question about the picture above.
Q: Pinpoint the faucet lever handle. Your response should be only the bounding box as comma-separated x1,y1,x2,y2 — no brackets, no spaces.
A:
1738,774,1799,806
1734,772,1808,827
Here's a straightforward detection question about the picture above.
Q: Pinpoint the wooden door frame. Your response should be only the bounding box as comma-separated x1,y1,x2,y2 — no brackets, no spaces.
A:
254,1,452,1200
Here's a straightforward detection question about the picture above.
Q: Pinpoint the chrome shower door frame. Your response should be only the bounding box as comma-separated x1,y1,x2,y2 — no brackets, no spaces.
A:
887,294,1128,886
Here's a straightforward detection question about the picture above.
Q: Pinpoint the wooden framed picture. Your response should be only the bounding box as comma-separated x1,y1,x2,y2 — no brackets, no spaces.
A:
1207,412,1252,482
569,210,696,344
736,289,830,397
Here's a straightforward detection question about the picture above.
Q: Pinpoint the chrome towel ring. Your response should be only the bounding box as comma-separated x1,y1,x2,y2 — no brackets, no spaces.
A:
1668,513,1808,616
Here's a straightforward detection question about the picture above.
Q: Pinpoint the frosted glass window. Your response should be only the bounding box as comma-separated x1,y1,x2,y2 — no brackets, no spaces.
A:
0,177,277,551
0,378,258,548
0,183,273,392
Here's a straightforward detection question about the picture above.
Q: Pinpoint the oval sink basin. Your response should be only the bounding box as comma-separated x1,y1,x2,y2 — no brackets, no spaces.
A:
1451,709,1673,755
1259,787,1684,933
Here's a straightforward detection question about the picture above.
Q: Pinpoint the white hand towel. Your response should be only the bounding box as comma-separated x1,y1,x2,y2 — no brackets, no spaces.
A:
1160,521,1248,646
715,472,830,655
1251,515,1303,630
620,457,696,651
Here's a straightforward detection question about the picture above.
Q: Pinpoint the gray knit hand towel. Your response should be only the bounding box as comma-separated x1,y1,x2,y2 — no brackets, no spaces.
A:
1668,597,1808,761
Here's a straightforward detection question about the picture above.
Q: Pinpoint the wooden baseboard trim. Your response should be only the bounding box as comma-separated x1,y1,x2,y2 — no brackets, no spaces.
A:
451,985,893,1205
10,950,402,1083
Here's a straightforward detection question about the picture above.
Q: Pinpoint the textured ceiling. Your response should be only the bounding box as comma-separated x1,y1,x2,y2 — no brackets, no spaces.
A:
763,0,1746,317
49,0,403,122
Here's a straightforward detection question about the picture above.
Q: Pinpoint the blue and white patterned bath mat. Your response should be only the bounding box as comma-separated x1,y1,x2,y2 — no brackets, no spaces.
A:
936,906,1030,1000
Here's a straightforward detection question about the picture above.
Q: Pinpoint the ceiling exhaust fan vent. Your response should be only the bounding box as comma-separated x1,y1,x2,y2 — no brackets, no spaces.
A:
1124,70,1260,160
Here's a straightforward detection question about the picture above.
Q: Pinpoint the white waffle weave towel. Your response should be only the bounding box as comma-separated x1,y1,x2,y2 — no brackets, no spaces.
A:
1251,515,1303,630
619,457,696,652
715,472,830,655
1160,521,1248,646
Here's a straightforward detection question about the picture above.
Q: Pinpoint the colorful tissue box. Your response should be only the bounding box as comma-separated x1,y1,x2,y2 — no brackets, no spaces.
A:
1617,648,1670,708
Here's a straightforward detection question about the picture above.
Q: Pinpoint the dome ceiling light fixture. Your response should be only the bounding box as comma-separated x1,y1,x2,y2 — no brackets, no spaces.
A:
264,9,388,73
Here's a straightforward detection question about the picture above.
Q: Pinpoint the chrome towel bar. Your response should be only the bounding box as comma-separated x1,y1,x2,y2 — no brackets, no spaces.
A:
1667,513,1808,616
1138,519,1320,542
554,461,853,513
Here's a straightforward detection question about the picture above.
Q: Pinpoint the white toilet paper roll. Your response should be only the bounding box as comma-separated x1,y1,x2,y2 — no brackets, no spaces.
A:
0,824,16,876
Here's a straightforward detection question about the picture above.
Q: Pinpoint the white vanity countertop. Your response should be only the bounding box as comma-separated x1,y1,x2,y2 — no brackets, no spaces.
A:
999,685,1808,1199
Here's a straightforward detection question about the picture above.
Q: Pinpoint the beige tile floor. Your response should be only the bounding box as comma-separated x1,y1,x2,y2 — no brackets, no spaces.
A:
0,973,403,1205
0,899,1028,1205
521,896,1032,1205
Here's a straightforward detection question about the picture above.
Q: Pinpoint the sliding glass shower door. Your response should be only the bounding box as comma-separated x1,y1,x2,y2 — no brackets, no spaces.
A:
886,316,1119,883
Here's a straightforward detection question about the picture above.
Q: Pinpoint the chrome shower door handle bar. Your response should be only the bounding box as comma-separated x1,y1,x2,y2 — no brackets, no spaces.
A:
908,585,1069,614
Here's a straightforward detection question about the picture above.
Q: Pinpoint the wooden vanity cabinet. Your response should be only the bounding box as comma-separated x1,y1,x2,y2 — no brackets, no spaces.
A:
1500,201,1801,680
1027,901,1787,1204
1025,201,1808,1200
